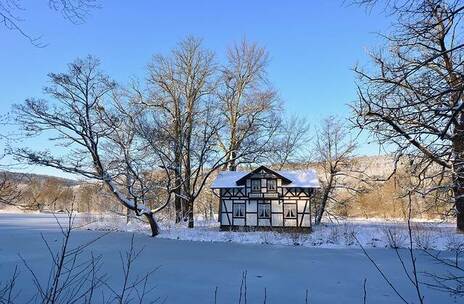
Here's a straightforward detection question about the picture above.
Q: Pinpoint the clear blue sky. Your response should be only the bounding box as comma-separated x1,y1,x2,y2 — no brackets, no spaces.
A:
0,0,389,178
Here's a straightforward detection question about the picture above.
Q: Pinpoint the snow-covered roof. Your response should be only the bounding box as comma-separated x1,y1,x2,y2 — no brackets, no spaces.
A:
211,171,248,188
278,170,320,188
211,168,320,189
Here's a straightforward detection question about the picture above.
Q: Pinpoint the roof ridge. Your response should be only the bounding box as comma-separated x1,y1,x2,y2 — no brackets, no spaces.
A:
212,167,320,189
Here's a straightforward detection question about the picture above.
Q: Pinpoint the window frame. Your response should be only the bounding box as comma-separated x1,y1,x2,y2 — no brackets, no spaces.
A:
283,204,297,219
233,203,246,218
267,179,277,191
250,179,261,192
257,202,271,219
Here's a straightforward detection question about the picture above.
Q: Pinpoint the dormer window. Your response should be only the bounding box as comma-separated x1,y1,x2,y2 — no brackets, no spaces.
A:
251,179,260,192
268,179,276,191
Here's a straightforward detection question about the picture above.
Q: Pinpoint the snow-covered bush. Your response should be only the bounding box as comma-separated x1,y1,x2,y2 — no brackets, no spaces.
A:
326,225,340,244
382,225,407,249
341,224,358,246
260,232,274,245
412,223,435,250
445,233,464,253
288,232,303,246
78,213,462,251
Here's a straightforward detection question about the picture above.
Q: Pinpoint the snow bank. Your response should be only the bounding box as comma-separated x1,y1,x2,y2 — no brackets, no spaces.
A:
78,214,464,251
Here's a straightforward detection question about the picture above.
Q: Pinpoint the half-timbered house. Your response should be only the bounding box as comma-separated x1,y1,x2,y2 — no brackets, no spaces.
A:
211,166,320,232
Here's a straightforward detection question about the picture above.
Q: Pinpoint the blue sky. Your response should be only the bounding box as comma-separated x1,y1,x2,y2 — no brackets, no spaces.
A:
0,0,389,177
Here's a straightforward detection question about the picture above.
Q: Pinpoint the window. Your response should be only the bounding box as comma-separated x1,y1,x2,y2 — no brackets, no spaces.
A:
233,203,245,218
284,204,297,218
258,204,271,218
251,179,261,192
268,179,277,191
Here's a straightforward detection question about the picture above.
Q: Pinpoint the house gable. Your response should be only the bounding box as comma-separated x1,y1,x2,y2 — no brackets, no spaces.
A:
236,165,292,186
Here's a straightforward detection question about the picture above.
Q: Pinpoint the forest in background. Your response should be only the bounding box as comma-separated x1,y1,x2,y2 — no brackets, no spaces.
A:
0,154,452,223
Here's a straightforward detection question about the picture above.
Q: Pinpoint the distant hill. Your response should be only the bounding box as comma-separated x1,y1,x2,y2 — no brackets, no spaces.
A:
276,154,396,179
2,155,396,188
0,170,81,187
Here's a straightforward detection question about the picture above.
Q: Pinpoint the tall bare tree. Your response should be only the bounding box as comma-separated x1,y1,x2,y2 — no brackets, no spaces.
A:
352,0,464,230
12,56,175,236
141,50,184,222
141,37,234,228
313,116,359,225
269,115,311,170
217,39,281,171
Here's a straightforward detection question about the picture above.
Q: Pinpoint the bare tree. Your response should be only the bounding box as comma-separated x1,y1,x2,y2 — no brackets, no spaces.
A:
0,0,98,46
217,39,281,171
268,115,311,170
0,172,21,208
313,116,360,225
141,37,243,228
352,0,464,230
141,37,217,224
12,56,175,236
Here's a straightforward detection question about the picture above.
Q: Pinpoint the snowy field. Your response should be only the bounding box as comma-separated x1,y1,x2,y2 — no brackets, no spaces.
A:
0,213,462,303
82,213,464,251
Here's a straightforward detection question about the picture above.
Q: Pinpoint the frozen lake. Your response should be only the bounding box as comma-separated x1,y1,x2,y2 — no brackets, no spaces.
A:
0,213,460,303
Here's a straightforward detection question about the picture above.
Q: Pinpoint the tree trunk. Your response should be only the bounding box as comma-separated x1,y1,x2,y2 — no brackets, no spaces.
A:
315,173,334,225
228,150,237,171
174,143,184,223
456,194,464,232
102,177,161,236
187,199,194,228
209,200,214,220
144,212,159,237
125,172,132,224
174,132,185,223
452,132,464,232
126,208,130,224
183,104,194,227
174,176,183,223
184,132,193,227
173,109,184,223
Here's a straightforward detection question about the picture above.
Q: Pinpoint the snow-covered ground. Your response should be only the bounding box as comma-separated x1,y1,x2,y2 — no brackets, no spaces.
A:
0,213,462,303
80,213,464,251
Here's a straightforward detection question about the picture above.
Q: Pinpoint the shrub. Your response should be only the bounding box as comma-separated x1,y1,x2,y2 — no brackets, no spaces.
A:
342,224,358,246
411,223,435,250
382,225,407,249
326,225,340,244
445,233,464,253
289,232,303,246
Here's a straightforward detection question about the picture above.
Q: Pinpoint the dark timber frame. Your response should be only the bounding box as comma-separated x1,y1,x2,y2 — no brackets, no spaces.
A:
215,166,316,233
